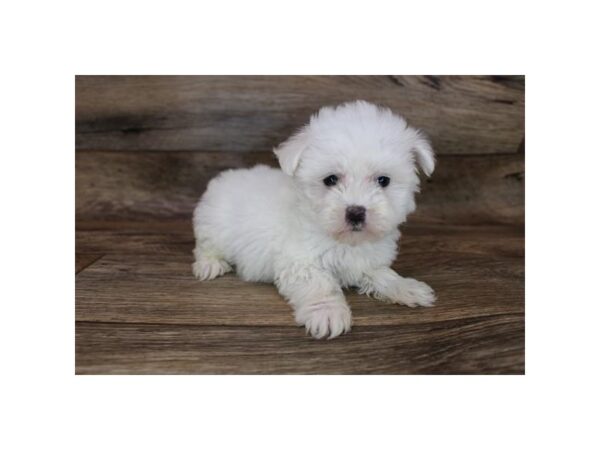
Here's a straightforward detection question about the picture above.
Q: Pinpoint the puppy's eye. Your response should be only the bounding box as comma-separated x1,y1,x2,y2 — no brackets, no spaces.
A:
377,176,390,187
323,174,338,187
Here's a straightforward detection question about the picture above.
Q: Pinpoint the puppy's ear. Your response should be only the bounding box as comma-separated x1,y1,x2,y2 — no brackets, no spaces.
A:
411,132,436,177
273,129,309,176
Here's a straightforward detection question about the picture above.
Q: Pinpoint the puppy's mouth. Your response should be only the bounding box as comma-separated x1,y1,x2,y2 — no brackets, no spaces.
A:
332,222,377,242
333,226,378,245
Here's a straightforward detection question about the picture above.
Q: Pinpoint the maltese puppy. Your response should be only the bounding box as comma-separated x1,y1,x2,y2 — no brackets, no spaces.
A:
192,100,436,339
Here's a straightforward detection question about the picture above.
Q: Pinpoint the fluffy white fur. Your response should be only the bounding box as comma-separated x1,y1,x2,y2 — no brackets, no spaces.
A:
192,100,436,339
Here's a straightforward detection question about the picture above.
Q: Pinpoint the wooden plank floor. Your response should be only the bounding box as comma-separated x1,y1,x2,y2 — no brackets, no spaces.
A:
75,222,524,374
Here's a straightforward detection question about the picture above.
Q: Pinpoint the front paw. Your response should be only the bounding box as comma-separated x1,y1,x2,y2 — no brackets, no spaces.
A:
295,298,352,339
388,278,436,307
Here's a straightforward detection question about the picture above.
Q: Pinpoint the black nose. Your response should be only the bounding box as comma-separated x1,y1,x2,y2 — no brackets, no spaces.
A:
346,205,366,226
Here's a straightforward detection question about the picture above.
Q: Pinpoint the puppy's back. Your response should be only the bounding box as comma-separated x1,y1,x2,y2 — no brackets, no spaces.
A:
193,164,296,281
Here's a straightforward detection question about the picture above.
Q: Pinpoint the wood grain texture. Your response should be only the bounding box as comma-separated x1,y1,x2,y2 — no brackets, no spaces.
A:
76,253,103,274
76,252,523,327
75,224,524,374
76,223,524,258
76,316,524,375
76,75,524,155
76,151,524,225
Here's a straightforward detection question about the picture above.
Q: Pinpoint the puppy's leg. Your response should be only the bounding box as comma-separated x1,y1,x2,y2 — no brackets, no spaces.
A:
276,265,351,339
359,267,436,307
192,242,232,281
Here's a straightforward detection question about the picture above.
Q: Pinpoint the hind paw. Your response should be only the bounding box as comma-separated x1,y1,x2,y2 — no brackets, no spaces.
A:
192,258,232,281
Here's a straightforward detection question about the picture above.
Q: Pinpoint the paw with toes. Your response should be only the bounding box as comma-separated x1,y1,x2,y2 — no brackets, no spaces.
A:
192,257,232,281
295,299,352,339
388,278,436,307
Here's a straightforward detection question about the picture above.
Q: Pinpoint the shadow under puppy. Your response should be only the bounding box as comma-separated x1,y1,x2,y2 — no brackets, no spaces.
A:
193,100,436,339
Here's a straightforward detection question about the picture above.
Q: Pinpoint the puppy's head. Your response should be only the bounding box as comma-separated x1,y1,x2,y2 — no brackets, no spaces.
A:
274,100,435,245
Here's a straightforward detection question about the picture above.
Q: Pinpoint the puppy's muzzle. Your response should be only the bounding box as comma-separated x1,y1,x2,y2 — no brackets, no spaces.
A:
345,205,366,230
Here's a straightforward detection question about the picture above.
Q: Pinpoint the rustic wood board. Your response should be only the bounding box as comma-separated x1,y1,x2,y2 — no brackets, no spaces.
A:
76,151,524,225
76,223,524,258
75,224,524,374
75,252,523,327
75,75,524,155
76,316,524,374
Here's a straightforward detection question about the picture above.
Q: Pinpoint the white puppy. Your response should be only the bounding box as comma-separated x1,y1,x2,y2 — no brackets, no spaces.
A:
192,100,436,339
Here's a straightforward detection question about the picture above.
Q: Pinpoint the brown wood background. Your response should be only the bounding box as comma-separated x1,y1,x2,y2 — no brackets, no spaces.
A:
76,75,524,225
76,76,524,154
75,75,525,374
